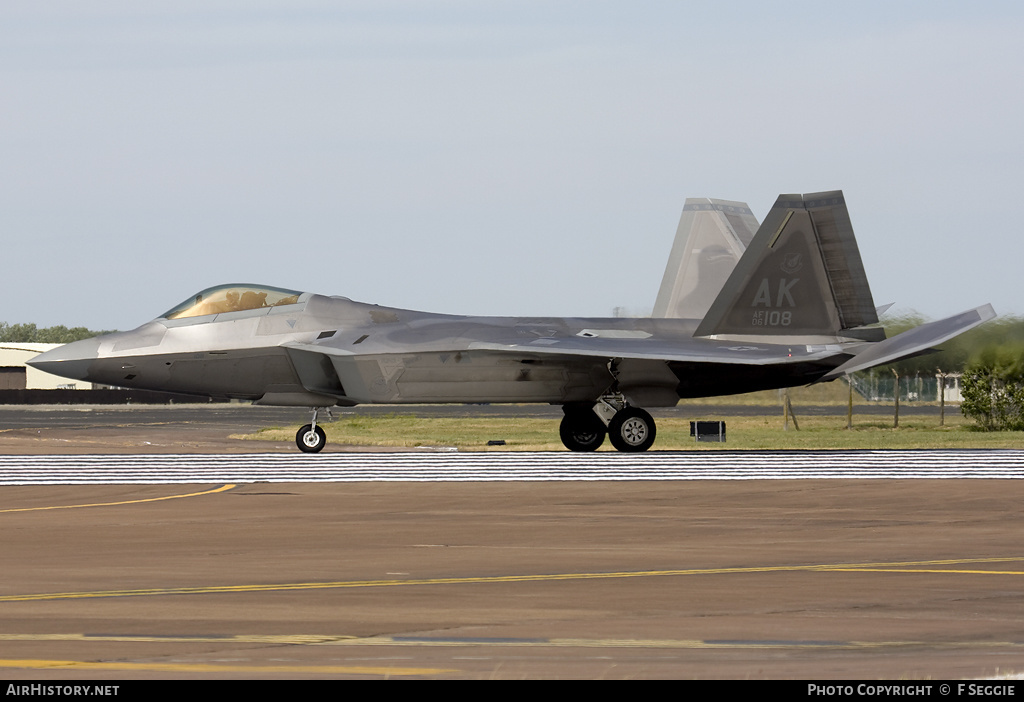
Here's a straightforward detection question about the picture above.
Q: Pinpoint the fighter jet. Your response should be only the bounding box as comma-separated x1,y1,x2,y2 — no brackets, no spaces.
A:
30,191,994,453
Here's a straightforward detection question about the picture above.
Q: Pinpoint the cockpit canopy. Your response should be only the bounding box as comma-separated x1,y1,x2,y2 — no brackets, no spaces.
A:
161,284,309,320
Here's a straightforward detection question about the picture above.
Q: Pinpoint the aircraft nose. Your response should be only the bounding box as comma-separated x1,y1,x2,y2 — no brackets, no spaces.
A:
26,337,102,382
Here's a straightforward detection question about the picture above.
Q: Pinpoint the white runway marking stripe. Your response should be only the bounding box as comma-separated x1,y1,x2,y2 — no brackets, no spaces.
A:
0,450,1022,484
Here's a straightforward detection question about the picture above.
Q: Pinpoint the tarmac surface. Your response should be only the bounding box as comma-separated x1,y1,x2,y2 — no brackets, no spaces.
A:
0,404,1022,680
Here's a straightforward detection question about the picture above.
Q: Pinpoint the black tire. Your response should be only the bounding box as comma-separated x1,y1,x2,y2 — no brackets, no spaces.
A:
559,410,606,452
296,424,327,453
608,408,656,452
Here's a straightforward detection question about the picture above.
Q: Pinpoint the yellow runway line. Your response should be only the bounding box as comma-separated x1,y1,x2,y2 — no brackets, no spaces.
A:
0,633,1021,652
1,556,1022,603
0,658,452,676
0,484,236,513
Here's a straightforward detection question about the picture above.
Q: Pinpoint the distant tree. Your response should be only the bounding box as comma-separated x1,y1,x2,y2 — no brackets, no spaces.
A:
960,343,1024,431
0,322,116,344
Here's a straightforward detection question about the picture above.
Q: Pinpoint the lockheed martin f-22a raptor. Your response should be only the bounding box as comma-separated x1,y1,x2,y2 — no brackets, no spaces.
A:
30,191,995,453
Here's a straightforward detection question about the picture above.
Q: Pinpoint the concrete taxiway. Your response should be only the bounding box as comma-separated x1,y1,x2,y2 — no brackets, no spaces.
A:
0,406,1022,679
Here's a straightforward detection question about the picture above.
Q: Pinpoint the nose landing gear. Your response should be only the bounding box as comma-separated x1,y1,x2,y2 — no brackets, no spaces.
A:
296,407,332,453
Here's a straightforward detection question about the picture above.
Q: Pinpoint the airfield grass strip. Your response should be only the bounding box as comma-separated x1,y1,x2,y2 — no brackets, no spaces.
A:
237,411,1024,452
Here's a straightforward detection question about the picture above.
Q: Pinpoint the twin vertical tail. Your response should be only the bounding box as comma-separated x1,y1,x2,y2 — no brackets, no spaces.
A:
653,198,759,320
694,191,880,339
692,189,997,374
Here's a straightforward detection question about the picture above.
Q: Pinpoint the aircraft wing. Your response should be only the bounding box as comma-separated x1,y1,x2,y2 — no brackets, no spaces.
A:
464,337,844,365
285,333,844,367
818,304,996,380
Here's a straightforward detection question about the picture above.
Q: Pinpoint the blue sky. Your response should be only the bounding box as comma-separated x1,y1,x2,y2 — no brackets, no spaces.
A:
3,1,1022,329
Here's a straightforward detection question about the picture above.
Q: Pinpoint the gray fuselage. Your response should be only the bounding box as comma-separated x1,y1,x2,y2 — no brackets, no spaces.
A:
31,293,849,409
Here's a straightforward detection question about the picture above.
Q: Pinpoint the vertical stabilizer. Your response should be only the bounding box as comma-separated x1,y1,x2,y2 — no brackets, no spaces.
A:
653,198,758,320
693,191,878,338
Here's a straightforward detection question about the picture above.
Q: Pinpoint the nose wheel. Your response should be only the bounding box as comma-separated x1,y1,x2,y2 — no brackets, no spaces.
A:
296,424,327,453
296,407,331,453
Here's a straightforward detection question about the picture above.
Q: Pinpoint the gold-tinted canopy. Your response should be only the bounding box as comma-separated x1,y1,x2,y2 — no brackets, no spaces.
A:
161,284,306,320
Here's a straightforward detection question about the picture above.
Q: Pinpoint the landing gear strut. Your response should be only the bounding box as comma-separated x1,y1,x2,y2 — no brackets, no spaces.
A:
559,397,657,453
296,407,331,453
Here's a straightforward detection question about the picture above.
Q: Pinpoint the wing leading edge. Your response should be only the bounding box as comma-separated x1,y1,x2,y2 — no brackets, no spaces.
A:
284,333,847,368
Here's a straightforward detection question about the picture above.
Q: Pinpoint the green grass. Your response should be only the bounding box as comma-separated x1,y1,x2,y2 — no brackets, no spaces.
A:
239,410,1024,452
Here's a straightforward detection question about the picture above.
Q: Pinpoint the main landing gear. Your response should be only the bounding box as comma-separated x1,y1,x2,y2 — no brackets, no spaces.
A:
560,397,657,453
296,407,332,453
559,405,607,452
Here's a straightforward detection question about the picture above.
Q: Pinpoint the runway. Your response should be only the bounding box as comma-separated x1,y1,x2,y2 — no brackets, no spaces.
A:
0,449,1023,483
2,409,1024,679
2,470,1024,678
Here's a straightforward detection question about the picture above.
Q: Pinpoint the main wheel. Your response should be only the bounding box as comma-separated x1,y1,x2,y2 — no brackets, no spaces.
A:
559,410,606,452
296,424,327,453
607,408,656,452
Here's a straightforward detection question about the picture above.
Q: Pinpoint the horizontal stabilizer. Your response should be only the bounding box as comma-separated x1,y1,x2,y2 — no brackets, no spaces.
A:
875,302,895,317
820,304,997,380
